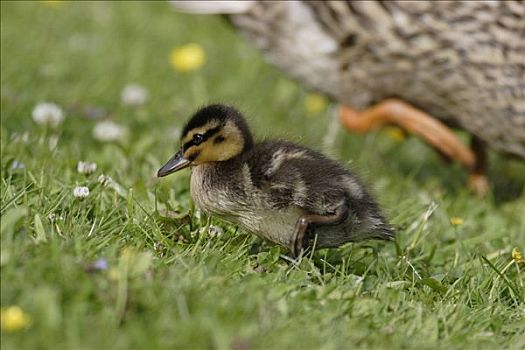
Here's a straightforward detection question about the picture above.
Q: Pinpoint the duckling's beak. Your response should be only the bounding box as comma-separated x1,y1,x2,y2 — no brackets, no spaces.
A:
157,150,191,177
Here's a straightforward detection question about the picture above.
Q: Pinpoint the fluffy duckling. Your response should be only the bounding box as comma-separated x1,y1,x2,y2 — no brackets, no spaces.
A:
158,104,393,257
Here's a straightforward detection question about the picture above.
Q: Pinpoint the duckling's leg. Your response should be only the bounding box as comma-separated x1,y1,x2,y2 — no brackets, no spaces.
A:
339,99,476,169
291,204,348,258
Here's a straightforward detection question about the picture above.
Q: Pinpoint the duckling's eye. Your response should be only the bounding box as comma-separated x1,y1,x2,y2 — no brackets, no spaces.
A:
193,134,204,145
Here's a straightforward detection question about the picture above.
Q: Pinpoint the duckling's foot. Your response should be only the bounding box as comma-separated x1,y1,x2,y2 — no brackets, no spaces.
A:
339,99,476,169
290,205,349,258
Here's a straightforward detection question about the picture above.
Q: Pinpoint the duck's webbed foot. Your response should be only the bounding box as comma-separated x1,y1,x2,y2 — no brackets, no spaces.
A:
339,99,489,196
290,204,348,258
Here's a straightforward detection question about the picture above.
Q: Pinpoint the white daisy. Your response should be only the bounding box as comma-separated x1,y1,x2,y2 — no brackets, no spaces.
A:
92,120,126,142
121,83,148,106
73,186,90,198
32,102,65,127
77,161,97,174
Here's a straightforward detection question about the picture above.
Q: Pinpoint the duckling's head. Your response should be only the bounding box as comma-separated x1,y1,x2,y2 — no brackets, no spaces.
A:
158,104,254,177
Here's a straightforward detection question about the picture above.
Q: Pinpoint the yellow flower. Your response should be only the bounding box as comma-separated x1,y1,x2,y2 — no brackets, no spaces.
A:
512,247,524,264
1,306,31,332
385,127,406,143
450,217,463,226
170,43,206,72
304,93,328,115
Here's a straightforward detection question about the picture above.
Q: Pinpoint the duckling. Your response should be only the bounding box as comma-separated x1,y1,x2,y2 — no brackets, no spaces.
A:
158,104,394,257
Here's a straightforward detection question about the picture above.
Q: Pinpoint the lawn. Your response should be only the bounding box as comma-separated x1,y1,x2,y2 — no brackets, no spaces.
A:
1,2,524,349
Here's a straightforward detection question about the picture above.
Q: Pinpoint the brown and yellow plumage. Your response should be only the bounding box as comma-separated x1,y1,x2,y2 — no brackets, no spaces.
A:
158,104,393,257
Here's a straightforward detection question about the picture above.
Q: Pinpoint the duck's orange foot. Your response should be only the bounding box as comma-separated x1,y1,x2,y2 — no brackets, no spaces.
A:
468,173,490,197
339,99,489,196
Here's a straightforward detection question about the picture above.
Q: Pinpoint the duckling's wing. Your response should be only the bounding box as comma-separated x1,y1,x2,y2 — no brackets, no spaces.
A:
247,141,358,214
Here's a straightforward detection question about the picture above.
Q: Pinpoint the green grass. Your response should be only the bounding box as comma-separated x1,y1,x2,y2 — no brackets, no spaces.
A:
1,2,524,349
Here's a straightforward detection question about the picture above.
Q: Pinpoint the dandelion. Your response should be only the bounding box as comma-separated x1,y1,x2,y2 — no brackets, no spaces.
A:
73,186,89,199
304,93,328,115
512,247,524,264
1,306,32,332
121,83,149,106
385,127,406,143
77,161,97,175
170,43,206,72
92,120,126,142
450,217,463,226
499,247,523,288
32,102,65,128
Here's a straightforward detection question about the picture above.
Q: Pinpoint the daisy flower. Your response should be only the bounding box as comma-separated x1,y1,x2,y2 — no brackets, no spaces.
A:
121,83,149,106
92,120,126,142
77,161,97,175
73,186,90,198
32,102,65,127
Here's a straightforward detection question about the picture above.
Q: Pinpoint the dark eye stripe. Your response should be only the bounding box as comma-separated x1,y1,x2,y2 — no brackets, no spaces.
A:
203,126,222,139
182,126,222,151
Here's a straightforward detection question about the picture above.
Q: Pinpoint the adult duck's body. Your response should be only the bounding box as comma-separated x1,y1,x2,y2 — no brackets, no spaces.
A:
172,1,525,193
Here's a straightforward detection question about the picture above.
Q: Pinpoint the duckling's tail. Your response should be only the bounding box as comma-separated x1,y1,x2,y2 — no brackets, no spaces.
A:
373,222,396,241
313,210,394,249
357,212,395,242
